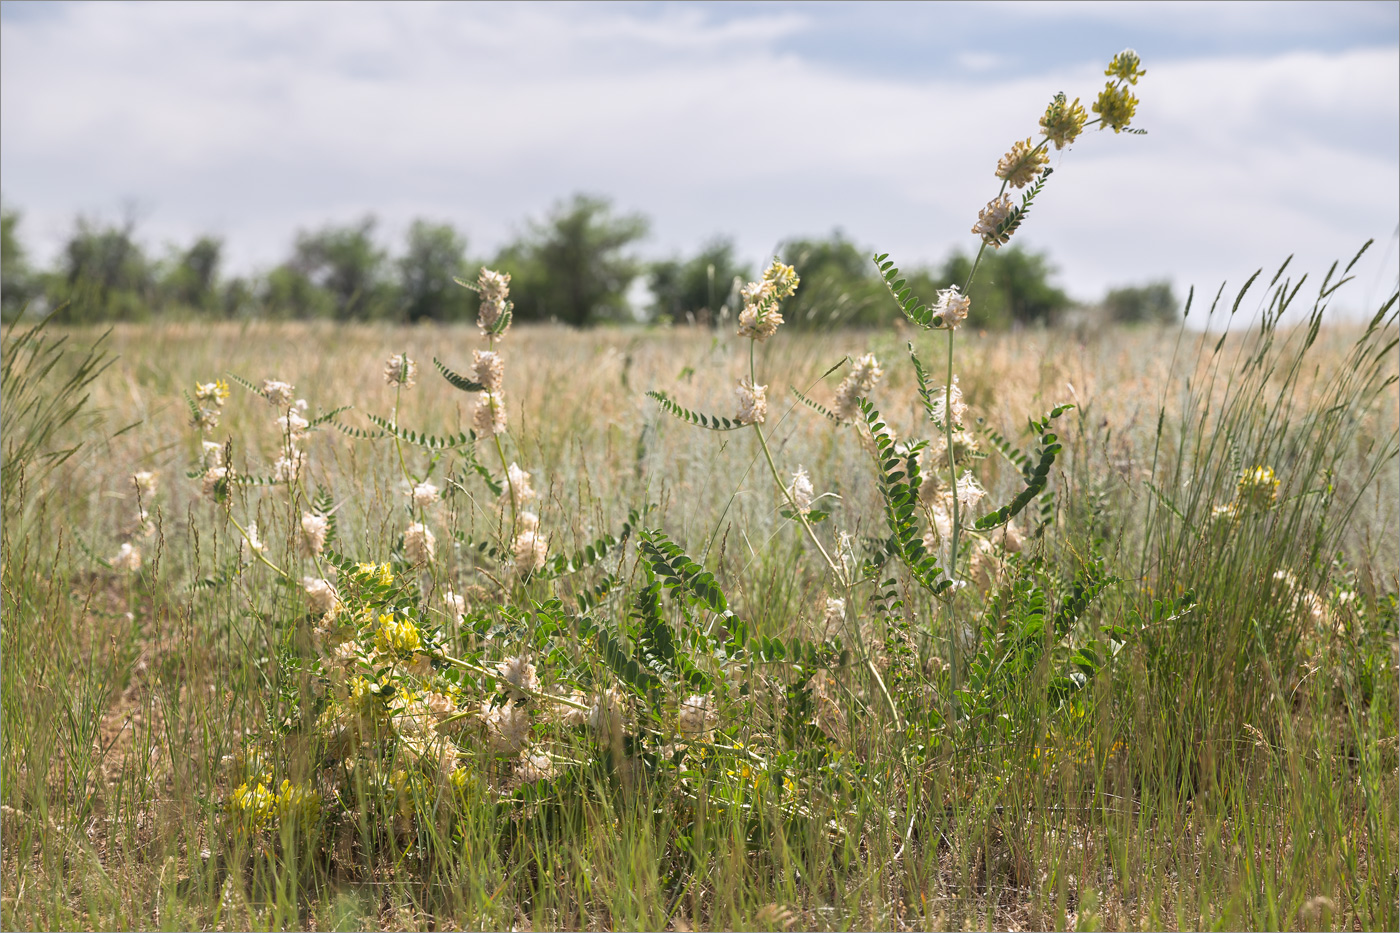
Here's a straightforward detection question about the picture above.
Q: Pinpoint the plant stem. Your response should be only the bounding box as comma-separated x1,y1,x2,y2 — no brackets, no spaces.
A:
748,341,905,730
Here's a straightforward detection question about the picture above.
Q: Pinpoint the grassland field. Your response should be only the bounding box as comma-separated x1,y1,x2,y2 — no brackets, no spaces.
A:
2,310,1397,931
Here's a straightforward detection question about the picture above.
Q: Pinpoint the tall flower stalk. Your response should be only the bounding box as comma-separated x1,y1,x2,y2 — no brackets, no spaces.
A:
875,48,1148,708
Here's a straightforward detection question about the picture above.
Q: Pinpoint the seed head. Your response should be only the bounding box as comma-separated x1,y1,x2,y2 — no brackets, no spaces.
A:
480,699,531,754
832,353,882,421
497,655,540,700
473,391,507,436
788,467,815,515
677,694,717,741
410,480,440,510
503,462,536,506
513,528,548,576
472,350,505,393
302,576,341,617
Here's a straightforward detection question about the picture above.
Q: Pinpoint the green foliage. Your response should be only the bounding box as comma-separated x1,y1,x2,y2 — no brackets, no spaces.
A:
858,399,950,595
159,236,224,313
44,216,156,322
1,201,37,316
647,237,751,325
974,403,1073,530
931,244,1072,328
0,315,113,513
1103,279,1179,323
398,220,473,322
495,194,649,326
268,216,394,319
647,389,747,431
780,231,892,327
432,355,486,393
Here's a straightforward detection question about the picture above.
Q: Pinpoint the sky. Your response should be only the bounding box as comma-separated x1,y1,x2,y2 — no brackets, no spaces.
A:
2,0,1398,315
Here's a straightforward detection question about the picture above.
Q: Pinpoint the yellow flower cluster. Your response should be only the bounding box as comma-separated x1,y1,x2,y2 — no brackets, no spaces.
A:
374,612,422,655
355,561,395,586
1105,49,1147,84
1039,92,1088,150
227,780,275,834
1093,83,1139,134
192,379,230,432
1236,465,1280,511
1210,464,1281,527
995,137,1049,189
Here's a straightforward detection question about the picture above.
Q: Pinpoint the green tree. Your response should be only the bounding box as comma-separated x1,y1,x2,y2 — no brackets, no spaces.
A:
261,264,334,319
267,216,394,319
398,220,472,322
159,236,223,313
779,231,892,328
1,202,35,317
47,217,155,322
648,237,751,325
496,195,649,326
931,245,1071,329
1103,280,1178,324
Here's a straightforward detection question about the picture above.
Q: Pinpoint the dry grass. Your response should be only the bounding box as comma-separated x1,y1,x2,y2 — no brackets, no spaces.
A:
3,316,1396,931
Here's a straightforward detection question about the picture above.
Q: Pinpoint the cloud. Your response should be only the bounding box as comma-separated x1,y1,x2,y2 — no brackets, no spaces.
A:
2,1,1396,314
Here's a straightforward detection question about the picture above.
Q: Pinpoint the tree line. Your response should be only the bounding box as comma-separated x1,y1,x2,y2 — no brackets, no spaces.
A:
0,194,1178,327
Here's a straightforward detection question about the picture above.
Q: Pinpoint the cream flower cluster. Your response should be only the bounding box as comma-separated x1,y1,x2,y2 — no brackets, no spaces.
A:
933,286,971,330
972,194,1016,247
788,467,815,515
476,268,512,337
736,259,800,341
384,354,418,389
735,377,768,425
832,353,883,422
929,376,967,430
192,379,229,432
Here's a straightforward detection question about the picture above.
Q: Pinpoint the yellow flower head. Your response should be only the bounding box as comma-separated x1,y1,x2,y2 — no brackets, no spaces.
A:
275,779,321,833
761,259,800,300
375,612,422,655
355,561,395,586
1236,465,1280,511
1040,93,1088,150
227,780,276,834
194,379,230,406
1093,83,1139,133
995,137,1049,189
1105,48,1147,85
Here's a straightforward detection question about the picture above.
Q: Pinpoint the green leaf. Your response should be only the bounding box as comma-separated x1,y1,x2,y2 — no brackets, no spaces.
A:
647,390,746,431
364,413,472,451
873,254,937,328
433,356,485,393
973,403,1074,531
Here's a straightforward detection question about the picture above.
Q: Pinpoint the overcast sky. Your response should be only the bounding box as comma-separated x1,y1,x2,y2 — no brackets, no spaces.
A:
2,0,1397,313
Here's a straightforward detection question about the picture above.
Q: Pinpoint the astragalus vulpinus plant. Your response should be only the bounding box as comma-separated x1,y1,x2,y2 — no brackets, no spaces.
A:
184,48,1154,872
37,46,1385,929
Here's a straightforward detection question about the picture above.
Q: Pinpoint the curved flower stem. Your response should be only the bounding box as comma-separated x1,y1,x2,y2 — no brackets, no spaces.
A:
391,375,413,489
941,327,962,707
225,511,288,580
747,341,905,730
